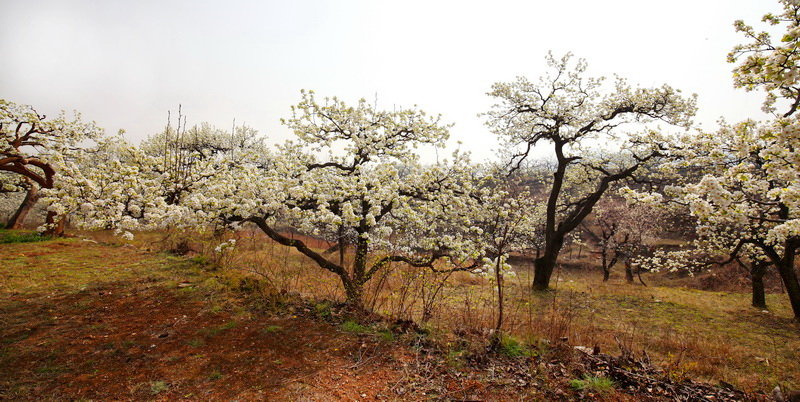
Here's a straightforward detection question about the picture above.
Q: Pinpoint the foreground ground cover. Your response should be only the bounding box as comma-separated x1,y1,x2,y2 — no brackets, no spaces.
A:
0,231,796,400
0,236,412,400
218,230,800,393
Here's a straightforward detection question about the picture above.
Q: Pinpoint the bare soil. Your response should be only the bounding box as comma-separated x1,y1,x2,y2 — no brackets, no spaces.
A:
1,280,414,400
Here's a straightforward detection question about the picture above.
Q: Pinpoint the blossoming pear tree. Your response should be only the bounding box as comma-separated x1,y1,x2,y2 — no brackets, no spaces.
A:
582,196,667,283
468,172,544,333
1,99,101,235
140,112,268,206
42,136,187,239
646,118,800,319
188,91,486,307
485,53,697,291
626,0,800,318
630,0,800,320
729,0,800,117
44,118,267,239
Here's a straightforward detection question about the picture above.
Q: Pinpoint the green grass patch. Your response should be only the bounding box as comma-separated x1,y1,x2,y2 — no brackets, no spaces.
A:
0,230,51,244
378,329,395,342
34,363,67,375
189,255,210,266
497,334,529,358
340,320,368,334
569,375,615,394
202,321,238,337
149,380,169,395
0,238,201,295
314,302,332,319
445,347,465,368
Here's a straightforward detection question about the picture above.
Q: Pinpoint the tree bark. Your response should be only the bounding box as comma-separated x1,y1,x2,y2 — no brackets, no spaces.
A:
338,224,346,267
6,185,39,229
601,252,610,281
776,260,800,321
43,211,65,236
751,261,768,309
624,259,634,283
343,280,364,309
345,235,370,308
532,236,563,291
495,257,505,332
532,256,554,291
636,263,647,287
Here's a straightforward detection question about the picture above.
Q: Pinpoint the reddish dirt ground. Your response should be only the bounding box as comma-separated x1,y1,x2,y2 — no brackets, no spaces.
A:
1,280,412,400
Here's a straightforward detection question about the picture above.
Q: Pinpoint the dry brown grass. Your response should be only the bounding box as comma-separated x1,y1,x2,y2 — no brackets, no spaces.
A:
76,228,800,393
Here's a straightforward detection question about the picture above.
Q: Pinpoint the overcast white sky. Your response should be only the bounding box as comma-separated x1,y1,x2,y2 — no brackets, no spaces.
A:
0,0,773,161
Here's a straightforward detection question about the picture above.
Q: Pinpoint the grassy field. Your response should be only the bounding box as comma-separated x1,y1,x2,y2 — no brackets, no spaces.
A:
215,229,800,393
211,228,800,392
381,263,799,392
517,269,799,391
0,233,415,400
1,229,798,399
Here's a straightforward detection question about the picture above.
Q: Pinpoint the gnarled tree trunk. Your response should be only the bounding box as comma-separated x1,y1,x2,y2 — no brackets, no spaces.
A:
6,185,39,229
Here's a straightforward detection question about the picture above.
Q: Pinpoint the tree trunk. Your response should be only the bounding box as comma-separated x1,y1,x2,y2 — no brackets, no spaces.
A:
532,254,557,291
532,237,563,291
338,224,346,267
601,252,611,282
751,261,768,309
776,260,800,321
345,237,369,309
495,257,505,332
43,211,65,237
636,263,647,287
343,280,364,309
624,259,634,283
6,185,39,229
